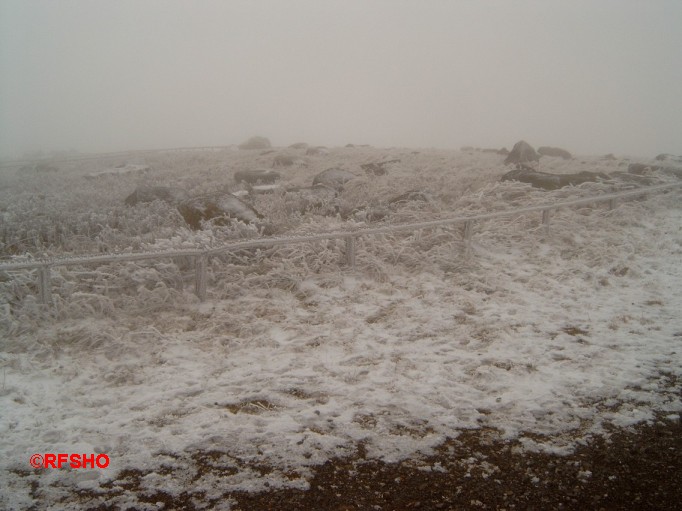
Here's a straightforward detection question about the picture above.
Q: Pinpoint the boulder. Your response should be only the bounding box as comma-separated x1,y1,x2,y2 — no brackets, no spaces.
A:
627,163,661,175
361,159,400,176
501,167,606,190
289,142,308,149
251,184,281,195
234,169,281,185
608,172,658,186
272,154,300,167
312,168,357,191
231,185,282,197
504,141,540,165
653,154,681,162
662,167,682,179
538,146,572,159
350,207,390,222
238,136,271,150
85,164,150,179
125,186,190,206
305,146,329,156
177,194,263,230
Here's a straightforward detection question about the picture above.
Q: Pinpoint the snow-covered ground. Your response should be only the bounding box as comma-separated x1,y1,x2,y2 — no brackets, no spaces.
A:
1,146,680,509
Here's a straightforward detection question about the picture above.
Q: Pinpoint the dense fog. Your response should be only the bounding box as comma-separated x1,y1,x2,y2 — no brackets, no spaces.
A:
1,0,681,158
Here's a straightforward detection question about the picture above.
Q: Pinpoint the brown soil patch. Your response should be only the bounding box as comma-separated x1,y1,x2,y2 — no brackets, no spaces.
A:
66,413,681,510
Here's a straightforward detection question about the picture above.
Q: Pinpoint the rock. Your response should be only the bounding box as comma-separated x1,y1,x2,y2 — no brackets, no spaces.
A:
653,154,681,162
389,190,431,205
284,185,339,216
177,194,263,230
502,167,561,189
662,167,682,179
234,169,281,185
360,159,400,176
312,168,357,191
501,167,606,190
628,163,661,175
608,172,658,186
289,142,308,149
497,147,510,155
555,170,609,187
602,153,617,160
238,136,271,150
231,184,282,196
504,141,540,165
272,154,301,167
124,186,190,206
350,207,390,222
538,146,572,159
85,164,150,179
306,146,329,156
251,184,281,195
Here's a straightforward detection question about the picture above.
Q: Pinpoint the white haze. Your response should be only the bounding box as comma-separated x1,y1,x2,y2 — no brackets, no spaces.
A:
1,0,681,159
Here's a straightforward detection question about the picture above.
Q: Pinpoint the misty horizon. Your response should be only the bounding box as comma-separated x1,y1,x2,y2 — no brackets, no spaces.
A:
1,0,681,159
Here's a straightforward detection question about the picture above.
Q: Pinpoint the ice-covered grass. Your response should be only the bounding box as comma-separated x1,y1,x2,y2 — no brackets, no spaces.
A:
0,147,680,508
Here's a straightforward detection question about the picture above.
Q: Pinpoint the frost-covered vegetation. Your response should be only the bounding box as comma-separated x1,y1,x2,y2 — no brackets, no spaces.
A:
0,146,680,508
1,145,675,323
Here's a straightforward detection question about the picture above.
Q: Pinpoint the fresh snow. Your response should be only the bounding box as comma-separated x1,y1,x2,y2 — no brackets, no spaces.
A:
0,147,680,509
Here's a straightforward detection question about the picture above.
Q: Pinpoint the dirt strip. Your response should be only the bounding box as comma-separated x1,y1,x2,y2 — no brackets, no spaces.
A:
69,412,681,511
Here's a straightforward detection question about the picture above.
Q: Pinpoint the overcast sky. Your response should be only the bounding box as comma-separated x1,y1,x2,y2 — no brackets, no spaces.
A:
1,0,680,158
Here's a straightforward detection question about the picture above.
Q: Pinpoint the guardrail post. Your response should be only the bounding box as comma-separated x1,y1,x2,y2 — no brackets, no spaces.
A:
462,221,473,242
38,265,52,305
345,236,356,268
608,198,617,210
541,208,551,235
195,253,207,301
462,220,474,255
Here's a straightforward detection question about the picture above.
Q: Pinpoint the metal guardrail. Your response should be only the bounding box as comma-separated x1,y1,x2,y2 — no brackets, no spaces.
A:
1,182,680,303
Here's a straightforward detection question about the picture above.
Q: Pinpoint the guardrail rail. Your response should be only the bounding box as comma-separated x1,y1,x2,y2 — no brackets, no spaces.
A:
1,182,680,304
